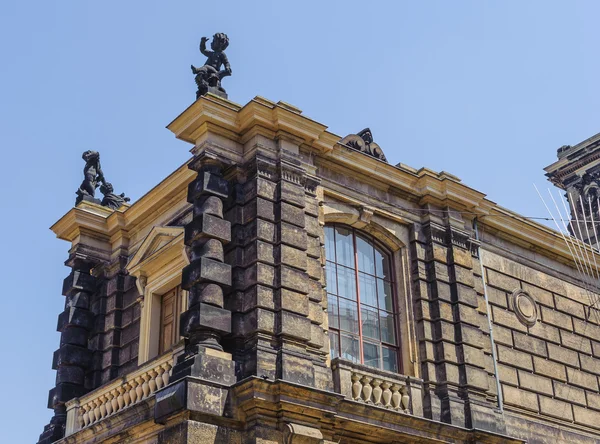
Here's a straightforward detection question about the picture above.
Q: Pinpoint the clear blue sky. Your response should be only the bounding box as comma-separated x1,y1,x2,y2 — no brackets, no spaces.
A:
0,1,598,442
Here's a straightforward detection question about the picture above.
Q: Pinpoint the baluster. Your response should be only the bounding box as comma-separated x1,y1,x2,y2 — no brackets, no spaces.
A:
148,369,158,395
141,374,151,398
381,381,392,408
99,395,108,419
128,380,137,404
400,385,410,411
360,376,373,403
351,373,361,400
81,403,90,427
119,383,131,409
110,389,119,414
372,379,383,405
93,399,101,424
87,401,96,424
390,384,401,409
135,376,144,401
105,392,114,416
155,366,165,390
162,363,171,387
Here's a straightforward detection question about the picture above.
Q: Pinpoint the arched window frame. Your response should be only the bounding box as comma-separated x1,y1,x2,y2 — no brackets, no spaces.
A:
325,224,402,373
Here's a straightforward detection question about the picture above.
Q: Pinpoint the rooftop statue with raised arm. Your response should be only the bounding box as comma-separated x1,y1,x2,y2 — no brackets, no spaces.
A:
191,33,232,99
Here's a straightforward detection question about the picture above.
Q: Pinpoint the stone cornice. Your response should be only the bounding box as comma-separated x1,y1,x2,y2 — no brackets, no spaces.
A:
52,95,600,276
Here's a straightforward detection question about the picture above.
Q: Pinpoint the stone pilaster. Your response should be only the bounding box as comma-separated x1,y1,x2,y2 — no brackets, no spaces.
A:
38,253,98,444
410,210,504,433
226,147,330,390
170,153,235,383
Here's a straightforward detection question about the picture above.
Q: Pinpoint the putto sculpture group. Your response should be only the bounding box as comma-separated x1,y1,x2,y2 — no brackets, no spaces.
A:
191,33,231,99
75,150,130,210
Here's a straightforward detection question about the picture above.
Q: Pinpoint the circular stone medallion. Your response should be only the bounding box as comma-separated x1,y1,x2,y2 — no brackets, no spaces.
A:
511,290,538,327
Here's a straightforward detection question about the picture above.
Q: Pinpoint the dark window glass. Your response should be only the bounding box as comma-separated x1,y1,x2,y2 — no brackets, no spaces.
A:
325,224,400,372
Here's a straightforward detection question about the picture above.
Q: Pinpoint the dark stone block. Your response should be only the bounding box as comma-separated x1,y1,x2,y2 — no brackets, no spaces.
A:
121,320,140,344
187,171,229,201
154,380,186,424
185,213,231,245
60,326,88,347
188,283,224,308
47,383,87,408
56,307,94,332
65,292,90,309
279,181,306,208
182,257,231,289
279,353,315,387
278,222,308,250
56,366,85,385
180,303,231,337
277,265,310,294
277,202,305,227
171,349,236,385
278,311,311,341
62,271,96,296
52,344,92,370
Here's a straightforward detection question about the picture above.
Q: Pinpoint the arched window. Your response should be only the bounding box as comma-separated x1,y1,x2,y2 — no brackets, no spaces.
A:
325,224,399,372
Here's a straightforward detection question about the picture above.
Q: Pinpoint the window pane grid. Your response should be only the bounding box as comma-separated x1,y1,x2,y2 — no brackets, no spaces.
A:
325,224,400,372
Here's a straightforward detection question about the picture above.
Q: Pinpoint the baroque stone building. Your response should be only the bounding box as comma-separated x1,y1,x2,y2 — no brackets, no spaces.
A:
38,95,600,444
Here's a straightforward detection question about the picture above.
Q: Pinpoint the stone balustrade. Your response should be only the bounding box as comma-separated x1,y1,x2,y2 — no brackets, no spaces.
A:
64,350,179,436
331,358,424,416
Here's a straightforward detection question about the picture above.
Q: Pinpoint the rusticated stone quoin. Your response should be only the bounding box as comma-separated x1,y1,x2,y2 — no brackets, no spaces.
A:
38,256,98,444
171,154,236,385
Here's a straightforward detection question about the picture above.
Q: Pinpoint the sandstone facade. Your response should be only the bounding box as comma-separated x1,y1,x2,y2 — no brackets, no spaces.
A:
38,96,600,444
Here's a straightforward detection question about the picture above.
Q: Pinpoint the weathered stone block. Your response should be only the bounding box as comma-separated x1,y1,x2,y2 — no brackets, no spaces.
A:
279,181,305,208
560,330,592,354
518,370,553,396
279,222,308,250
65,292,90,309
276,288,308,316
182,257,232,289
553,380,586,405
547,343,579,367
52,344,92,369
187,171,229,201
56,366,85,385
62,271,96,296
528,321,560,344
47,384,87,409
233,308,276,336
567,367,599,391
278,311,311,341
554,296,585,319
573,405,600,428
277,201,305,227
486,269,519,293
540,306,573,331
277,244,307,271
539,396,573,421
497,344,533,370
492,305,527,332
278,265,310,294
188,284,224,308
502,384,538,411
497,363,518,385
185,213,231,245
579,354,600,375
60,326,88,347
180,303,231,337
533,356,566,381
56,307,94,332
513,332,547,358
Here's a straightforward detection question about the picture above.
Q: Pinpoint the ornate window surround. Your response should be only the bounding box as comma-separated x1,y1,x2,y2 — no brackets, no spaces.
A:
322,200,418,377
127,226,189,364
